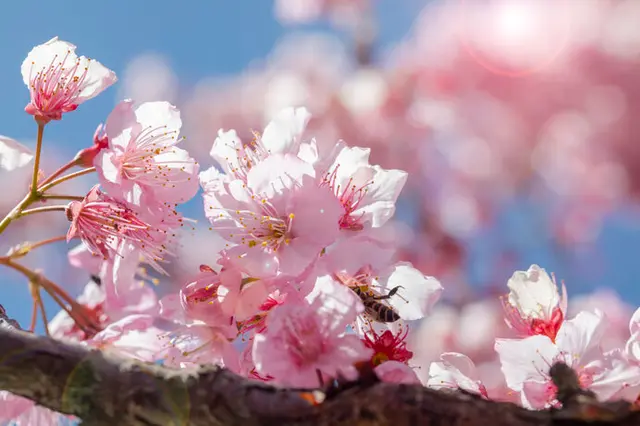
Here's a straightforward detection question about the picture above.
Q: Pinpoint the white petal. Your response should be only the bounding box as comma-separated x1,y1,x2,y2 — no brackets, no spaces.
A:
261,106,311,154
210,129,242,174
358,167,408,227
495,335,558,391
507,264,560,319
378,262,443,321
134,101,182,137
556,310,606,360
21,37,76,86
0,136,33,171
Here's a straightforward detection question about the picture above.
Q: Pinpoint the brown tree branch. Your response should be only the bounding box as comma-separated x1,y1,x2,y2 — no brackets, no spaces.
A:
0,309,640,425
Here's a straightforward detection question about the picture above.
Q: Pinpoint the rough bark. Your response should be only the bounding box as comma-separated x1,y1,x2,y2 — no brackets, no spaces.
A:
1,306,640,425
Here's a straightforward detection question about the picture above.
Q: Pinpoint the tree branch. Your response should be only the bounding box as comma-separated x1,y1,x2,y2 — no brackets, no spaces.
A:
0,319,639,425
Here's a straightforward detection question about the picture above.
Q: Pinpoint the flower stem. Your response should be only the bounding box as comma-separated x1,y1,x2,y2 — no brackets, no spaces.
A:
30,123,45,198
0,258,100,335
38,158,80,188
0,194,34,235
40,194,84,201
27,235,69,253
19,205,67,218
38,167,96,194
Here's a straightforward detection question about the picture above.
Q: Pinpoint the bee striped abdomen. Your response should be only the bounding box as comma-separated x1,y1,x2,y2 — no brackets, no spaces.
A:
364,300,401,323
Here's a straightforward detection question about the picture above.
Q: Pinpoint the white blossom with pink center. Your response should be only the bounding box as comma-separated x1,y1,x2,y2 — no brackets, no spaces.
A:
496,310,640,409
22,37,116,123
502,264,567,341
320,145,408,231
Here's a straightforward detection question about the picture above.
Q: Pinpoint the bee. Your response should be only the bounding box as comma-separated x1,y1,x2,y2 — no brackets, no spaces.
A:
333,271,404,323
352,285,403,323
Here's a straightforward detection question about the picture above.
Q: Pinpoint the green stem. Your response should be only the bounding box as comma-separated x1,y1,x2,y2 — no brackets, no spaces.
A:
40,194,84,201
37,167,96,194
0,258,99,334
38,158,80,188
19,205,67,218
30,123,45,198
0,194,34,235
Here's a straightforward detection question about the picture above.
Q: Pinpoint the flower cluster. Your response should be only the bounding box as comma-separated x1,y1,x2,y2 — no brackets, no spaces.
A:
2,31,640,424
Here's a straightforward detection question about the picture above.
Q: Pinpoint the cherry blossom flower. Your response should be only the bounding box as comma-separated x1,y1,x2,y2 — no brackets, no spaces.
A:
163,323,239,369
66,184,171,274
209,107,311,182
252,275,372,387
496,310,640,409
22,37,116,123
502,264,567,341
95,100,199,207
87,314,173,362
362,325,413,366
427,353,489,398
202,163,343,277
320,145,408,230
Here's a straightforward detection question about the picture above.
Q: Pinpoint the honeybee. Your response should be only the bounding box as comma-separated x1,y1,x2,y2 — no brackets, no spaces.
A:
334,271,403,323
352,285,403,323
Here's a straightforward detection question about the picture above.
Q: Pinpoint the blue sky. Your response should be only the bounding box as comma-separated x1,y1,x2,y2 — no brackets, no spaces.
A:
0,0,638,331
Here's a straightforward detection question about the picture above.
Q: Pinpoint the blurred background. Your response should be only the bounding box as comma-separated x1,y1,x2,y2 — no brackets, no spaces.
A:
0,0,639,353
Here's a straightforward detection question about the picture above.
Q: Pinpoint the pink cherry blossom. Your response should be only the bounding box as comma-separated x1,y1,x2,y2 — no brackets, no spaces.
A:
163,323,239,369
252,275,372,387
209,107,311,182
95,100,199,207
501,264,567,341
22,37,116,123
65,184,171,274
361,325,413,367
496,310,640,409
427,353,489,398
87,314,172,362
202,163,343,277
320,145,408,230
